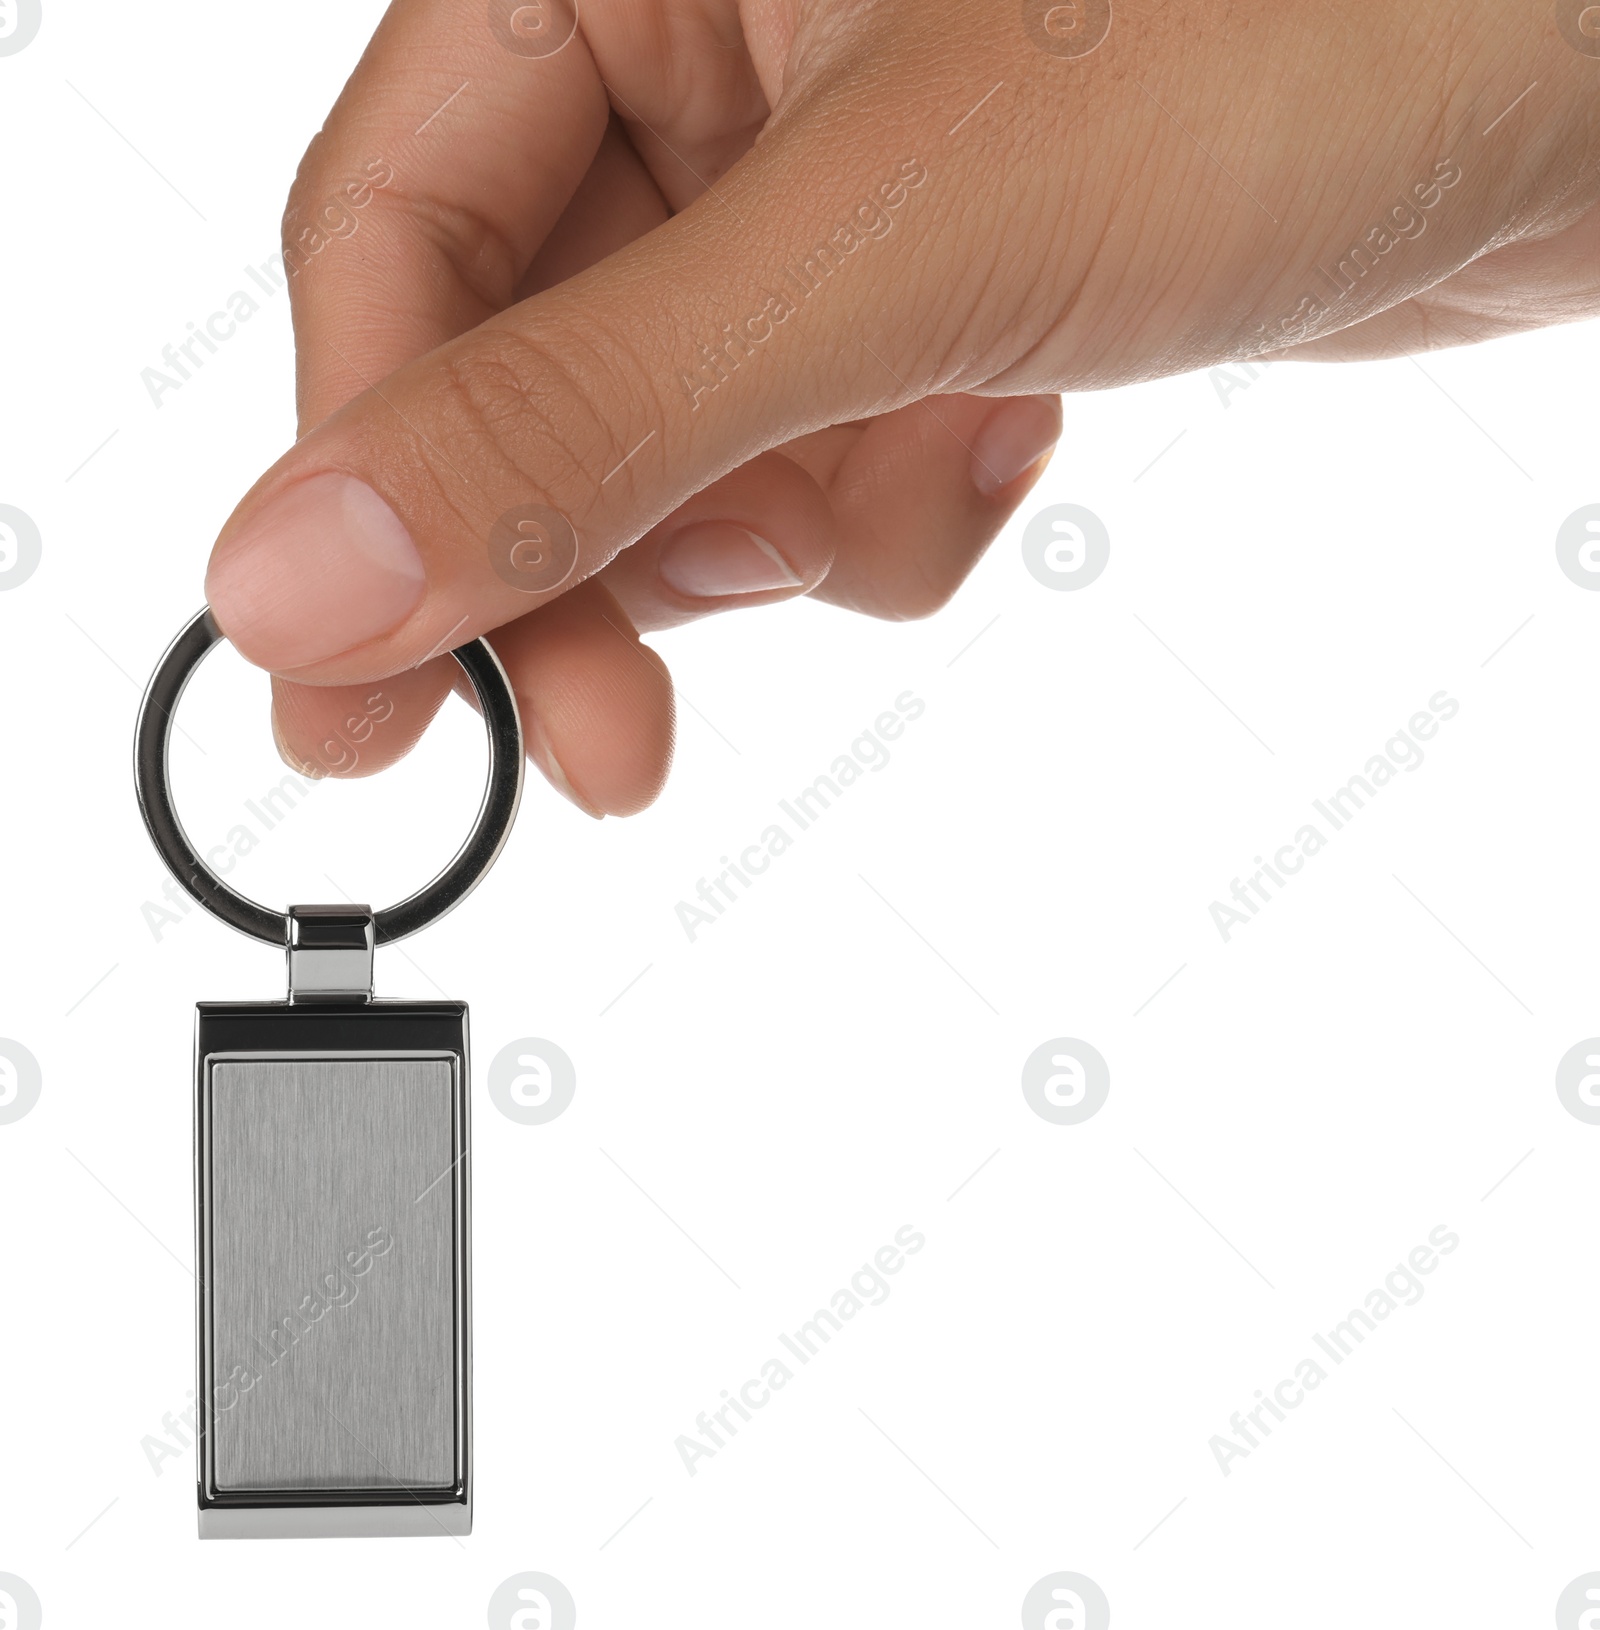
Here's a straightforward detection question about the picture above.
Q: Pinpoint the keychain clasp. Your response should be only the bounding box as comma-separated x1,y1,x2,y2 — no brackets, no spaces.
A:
287,904,376,1002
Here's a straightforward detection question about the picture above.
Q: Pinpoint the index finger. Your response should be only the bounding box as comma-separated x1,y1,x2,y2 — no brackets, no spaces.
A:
282,0,607,431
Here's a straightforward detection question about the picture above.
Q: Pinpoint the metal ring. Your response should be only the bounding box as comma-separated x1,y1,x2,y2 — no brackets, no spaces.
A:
134,609,524,947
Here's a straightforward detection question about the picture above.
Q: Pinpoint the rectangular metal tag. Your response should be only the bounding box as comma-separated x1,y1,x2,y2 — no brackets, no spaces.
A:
195,1000,471,1538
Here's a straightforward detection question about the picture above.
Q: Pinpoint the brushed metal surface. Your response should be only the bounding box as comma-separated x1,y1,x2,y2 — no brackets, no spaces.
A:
207,1058,456,1492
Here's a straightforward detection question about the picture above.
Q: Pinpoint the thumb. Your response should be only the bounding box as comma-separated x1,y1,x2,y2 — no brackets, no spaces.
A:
205,109,962,682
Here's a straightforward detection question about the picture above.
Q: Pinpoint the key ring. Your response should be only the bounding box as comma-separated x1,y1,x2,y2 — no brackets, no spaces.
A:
134,608,524,947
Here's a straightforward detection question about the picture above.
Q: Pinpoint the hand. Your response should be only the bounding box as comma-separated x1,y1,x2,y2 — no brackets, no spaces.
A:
205,0,1600,813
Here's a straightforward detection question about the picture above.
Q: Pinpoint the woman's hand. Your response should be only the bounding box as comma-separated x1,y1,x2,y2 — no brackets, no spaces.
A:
205,0,1600,812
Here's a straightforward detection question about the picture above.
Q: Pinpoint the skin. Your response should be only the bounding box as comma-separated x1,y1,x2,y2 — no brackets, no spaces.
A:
204,0,1600,813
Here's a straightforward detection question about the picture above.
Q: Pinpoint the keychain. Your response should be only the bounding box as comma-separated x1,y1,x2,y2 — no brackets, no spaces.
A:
134,608,523,1539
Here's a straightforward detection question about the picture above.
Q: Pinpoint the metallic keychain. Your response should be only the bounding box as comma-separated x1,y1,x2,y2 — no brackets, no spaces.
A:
134,609,523,1539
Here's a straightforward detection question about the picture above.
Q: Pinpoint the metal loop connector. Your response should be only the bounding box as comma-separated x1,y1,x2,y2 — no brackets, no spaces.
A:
134,609,525,949
287,904,376,1002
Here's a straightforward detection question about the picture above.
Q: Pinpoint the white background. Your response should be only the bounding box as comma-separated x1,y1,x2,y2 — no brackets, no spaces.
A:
2,2,1599,1625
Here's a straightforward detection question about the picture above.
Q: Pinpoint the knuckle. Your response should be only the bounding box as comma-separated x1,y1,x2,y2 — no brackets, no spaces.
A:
430,328,625,525
405,193,521,311
280,141,400,284
281,135,339,242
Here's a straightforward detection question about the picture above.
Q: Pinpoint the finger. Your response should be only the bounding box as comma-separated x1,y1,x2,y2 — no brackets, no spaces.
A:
281,0,609,432
271,664,452,779
268,108,675,796
595,449,836,631
206,124,972,682
274,577,676,818
517,114,671,297
276,382,1055,781
783,391,1062,621
596,392,1057,630
475,578,677,819
270,442,831,789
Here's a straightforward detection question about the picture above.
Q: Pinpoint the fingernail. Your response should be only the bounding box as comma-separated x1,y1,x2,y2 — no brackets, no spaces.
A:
658,522,802,599
206,472,427,669
525,713,604,820
971,397,1061,497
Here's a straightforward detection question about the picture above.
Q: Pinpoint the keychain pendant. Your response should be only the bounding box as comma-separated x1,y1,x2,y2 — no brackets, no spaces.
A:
196,907,471,1537
136,611,523,1540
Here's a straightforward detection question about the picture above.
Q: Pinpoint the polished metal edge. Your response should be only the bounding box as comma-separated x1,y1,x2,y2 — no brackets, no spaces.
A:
199,1500,471,1541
